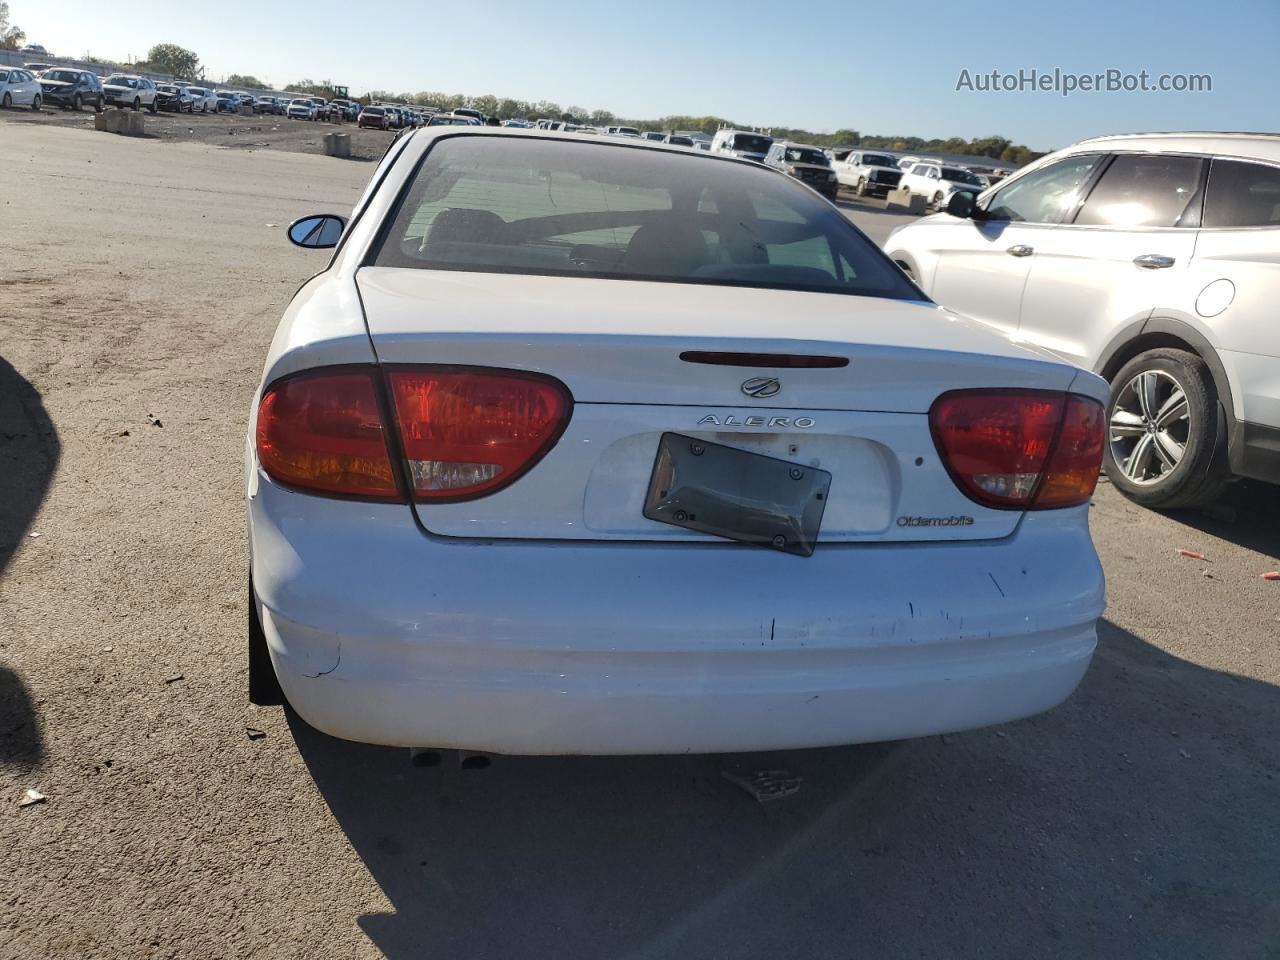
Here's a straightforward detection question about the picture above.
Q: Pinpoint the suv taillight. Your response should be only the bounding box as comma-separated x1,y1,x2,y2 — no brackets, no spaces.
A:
929,389,1103,510
255,366,572,503
387,367,572,501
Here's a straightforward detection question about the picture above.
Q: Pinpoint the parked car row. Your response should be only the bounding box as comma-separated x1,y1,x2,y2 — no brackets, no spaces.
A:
0,66,375,123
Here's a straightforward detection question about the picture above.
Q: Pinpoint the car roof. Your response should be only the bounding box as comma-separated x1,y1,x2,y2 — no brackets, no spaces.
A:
1069,131,1280,163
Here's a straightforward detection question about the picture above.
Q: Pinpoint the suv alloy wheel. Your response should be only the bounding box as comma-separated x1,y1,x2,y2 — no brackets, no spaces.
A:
1103,348,1227,509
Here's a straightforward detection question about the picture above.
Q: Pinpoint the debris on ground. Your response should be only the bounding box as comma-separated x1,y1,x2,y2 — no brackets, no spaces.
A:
163,673,184,684
18,789,46,808
117,429,129,437
1179,749,1192,759
146,413,163,428
245,726,266,741
1178,549,1209,561
721,769,803,803
28,531,39,539
1262,572,1280,581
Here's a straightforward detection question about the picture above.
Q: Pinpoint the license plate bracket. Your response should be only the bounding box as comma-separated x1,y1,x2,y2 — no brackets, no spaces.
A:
643,433,831,557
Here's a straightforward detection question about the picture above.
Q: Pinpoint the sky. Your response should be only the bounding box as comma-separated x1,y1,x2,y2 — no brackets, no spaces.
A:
11,0,1278,151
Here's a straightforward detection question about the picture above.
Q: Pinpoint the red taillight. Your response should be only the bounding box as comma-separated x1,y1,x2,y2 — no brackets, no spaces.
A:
256,369,402,500
1035,394,1105,508
929,389,1103,510
387,367,572,501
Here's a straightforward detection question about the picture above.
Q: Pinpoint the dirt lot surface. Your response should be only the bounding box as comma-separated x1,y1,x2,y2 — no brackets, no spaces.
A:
2,119,1279,960
1,102,397,160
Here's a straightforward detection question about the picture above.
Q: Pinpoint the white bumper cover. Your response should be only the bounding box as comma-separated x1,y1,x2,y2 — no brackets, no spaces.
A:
249,479,1103,754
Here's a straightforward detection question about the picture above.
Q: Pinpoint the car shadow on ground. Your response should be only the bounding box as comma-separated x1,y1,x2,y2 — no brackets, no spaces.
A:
0,355,58,771
289,617,1280,959
1162,479,1280,561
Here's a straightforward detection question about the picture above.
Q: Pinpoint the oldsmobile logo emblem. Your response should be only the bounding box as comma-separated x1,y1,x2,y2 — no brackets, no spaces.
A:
740,376,781,398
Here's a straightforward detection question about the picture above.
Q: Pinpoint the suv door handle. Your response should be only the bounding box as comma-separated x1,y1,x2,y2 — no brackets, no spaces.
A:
1006,244,1034,257
1134,254,1176,269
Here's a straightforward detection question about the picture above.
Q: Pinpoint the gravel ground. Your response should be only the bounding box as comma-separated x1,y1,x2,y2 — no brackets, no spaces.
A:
0,101,397,160
1,119,1278,960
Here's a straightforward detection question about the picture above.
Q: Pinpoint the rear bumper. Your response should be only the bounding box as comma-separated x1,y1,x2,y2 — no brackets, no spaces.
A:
249,477,1104,754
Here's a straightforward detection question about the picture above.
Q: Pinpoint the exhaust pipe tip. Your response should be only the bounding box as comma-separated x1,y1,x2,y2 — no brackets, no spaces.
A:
409,748,494,770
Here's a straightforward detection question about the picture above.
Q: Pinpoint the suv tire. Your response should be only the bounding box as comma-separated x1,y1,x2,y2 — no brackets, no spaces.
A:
72,93,82,111
31,94,41,111
1103,348,1227,509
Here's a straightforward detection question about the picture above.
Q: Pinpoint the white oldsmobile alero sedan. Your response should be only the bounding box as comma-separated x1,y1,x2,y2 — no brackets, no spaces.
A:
248,128,1108,755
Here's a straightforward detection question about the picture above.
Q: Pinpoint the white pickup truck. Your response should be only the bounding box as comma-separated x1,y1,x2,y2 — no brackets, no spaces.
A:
830,150,904,198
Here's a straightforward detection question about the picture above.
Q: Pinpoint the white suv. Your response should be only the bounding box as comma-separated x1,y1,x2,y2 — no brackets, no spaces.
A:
886,132,1280,508
102,74,158,112
899,161,986,210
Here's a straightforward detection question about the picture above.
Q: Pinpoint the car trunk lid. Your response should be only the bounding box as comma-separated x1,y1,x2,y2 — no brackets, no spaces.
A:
357,268,1080,543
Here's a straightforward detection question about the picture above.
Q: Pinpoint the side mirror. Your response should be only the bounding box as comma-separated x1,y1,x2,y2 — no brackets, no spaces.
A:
287,214,347,249
946,191,978,219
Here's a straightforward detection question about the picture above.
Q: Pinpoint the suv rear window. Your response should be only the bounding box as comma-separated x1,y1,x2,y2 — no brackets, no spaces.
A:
1203,159,1280,228
371,135,919,300
731,134,772,154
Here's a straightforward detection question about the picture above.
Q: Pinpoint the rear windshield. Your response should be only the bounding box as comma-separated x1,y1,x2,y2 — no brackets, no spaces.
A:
731,134,772,153
862,154,896,167
784,147,828,166
942,167,983,185
370,135,920,301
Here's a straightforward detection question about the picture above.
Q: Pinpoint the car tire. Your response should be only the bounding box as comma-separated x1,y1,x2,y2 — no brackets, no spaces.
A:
931,191,944,210
72,93,82,111
147,97,157,114
2,93,10,108
247,579,285,707
201,103,208,113
132,97,140,111
1103,348,1228,510
31,95,41,112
